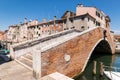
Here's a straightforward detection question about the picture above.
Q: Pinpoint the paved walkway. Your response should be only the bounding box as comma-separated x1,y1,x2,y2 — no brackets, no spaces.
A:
41,72,74,80
0,61,32,80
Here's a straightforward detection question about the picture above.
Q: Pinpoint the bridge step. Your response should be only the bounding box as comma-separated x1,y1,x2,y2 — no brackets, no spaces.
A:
15,53,33,70
18,57,32,67
21,56,32,62
24,53,32,60
15,59,33,71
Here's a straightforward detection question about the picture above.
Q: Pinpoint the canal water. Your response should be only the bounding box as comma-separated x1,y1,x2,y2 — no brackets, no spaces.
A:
74,52,120,80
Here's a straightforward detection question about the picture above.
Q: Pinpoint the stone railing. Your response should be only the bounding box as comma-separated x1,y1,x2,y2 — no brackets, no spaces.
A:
10,27,108,59
10,29,76,59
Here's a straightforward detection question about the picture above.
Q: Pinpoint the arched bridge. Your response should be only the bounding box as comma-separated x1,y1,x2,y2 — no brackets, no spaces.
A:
10,27,115,78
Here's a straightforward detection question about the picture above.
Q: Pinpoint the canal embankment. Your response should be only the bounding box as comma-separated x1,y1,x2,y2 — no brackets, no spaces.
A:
115,42,120,53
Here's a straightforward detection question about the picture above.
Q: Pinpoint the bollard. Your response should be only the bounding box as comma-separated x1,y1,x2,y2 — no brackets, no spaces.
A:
100,62,104,76
93,61,96,75
93,75,96,80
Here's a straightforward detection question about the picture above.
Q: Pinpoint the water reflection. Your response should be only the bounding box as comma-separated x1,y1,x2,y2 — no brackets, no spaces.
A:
74,53,120,80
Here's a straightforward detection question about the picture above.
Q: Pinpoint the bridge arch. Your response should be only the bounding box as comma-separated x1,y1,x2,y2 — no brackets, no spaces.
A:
82,38,112,72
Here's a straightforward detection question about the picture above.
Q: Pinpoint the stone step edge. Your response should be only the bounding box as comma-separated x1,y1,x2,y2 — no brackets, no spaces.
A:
26,53,32,57
15,59,33,71
21,56,33,62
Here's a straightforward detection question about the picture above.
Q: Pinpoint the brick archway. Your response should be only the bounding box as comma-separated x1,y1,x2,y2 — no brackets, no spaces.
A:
82,38,112,72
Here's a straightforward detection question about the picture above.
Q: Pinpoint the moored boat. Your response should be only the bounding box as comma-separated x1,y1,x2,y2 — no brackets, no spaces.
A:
104,71,120,80
104,66,120,80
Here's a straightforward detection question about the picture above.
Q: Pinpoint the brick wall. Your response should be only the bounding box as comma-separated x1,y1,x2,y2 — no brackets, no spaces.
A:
41,27,115,77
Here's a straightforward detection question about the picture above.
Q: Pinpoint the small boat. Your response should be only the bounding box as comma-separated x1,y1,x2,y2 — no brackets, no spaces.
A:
104,71,120,80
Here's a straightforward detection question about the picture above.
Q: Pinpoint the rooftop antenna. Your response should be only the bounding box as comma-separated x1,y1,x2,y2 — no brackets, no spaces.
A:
47,13,50,21
30,19,32,22
54,5,59,17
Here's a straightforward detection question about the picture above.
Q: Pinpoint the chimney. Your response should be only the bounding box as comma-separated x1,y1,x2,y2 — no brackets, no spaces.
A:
66,11,70,30
43,18,46,23
35,20,38,25
24,17,27,23
54,16,56,25
54,16,56,21
67,11,70,18
77,4,83,7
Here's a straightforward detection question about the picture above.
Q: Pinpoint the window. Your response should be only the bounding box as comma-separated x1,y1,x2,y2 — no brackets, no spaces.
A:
36,31,38,34
96,11,100,18
64,21,66,24
88,17,90,21
101,16,103,20
81,26,85,31
88,26,89,29
81,17,84,20
38,27,41,30
98,22,100,26
96,21,101,26
81,26,84,29
70,20,73,23
94,20,96,24
71,26,75,29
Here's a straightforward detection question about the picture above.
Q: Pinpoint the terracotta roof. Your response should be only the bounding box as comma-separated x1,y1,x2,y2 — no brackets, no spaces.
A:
0,31,5,34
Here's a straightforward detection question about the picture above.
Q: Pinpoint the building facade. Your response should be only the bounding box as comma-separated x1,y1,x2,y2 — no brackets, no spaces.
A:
6,4,111,43
7,25,19,43
0,31,4,41
76,4,106,28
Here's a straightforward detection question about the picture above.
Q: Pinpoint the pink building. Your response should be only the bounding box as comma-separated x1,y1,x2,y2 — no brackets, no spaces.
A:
76,4,107,28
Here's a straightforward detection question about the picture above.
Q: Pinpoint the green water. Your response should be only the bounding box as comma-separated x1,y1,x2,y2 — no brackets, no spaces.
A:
74,53,120,80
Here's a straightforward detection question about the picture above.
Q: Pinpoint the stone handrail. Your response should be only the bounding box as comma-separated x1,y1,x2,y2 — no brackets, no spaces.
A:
10,27,104,59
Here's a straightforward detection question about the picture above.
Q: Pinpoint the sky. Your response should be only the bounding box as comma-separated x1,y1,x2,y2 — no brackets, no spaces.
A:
0,0,120,34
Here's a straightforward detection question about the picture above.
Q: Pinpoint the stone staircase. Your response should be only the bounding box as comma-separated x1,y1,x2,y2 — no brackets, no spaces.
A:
15,53,33,70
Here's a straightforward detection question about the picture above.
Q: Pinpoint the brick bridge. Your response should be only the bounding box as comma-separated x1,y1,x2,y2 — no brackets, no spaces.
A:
10,26,115,78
